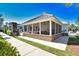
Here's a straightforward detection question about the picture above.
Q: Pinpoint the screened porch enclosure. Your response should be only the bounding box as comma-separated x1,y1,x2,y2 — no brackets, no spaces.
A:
23,21,62,36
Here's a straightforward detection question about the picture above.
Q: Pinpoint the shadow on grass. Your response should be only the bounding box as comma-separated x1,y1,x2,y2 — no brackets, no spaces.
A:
53,36,79,45
67,36,79,45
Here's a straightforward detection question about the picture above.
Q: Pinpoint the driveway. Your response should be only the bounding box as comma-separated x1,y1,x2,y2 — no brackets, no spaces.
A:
0,32,56,56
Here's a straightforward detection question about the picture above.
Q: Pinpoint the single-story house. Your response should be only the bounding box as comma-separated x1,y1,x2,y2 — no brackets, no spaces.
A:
6,22,18,32
19,13,68,41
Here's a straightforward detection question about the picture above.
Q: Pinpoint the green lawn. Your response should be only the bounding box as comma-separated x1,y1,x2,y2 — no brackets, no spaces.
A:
68,36,79,44
0,36,20,56
15,36,77,56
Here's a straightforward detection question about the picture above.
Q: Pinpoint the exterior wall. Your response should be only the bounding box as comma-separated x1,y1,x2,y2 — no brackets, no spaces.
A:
17,25,24,32
0,17,3,31
62,24,68,33
23,32,62,41
7,22,18,32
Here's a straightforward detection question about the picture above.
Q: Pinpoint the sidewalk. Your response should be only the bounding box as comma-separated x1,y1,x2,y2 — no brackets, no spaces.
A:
0,32,56,56
19,36,69,51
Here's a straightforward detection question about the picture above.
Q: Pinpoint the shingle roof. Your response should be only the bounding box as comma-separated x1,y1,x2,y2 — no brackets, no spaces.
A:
23,13,62,24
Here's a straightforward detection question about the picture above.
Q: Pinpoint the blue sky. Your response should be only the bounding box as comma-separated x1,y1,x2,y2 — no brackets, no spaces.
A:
0,3,79,24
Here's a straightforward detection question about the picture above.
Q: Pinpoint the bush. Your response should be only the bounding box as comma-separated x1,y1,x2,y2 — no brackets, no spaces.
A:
3,25,13,36
7,30,13,36
0,36,20,56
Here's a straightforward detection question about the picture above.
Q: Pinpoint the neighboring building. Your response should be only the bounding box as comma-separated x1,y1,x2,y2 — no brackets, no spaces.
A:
6,22,17,32
62,24,69,36
0,16,3,31
17,24,24,32
21,13,63,41
6,22,19,35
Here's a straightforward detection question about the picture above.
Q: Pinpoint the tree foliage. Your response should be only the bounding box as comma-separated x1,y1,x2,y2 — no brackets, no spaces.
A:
65,3,72,7
68,24,77,32
3,25,8,33
3,25,13,36
0,36,20,56
65,3,79,7
76,16,79,25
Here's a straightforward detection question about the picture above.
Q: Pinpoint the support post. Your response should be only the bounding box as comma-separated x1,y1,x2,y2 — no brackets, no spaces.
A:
55,23,56,34
39,22,41,35
49,20,52,36
32,24,33,34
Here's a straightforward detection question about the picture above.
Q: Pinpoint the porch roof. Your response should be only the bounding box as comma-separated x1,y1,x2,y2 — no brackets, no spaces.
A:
22,13,63,25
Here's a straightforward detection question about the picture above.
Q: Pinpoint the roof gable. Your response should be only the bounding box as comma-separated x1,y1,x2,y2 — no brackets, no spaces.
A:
23,13,62,25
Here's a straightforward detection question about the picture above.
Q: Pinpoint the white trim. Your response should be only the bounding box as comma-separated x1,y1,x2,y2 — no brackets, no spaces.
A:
39,22,41,35
23,17,62,25
32,24,33,34
23,19,50,25
55,23,56,34
49,20,52,36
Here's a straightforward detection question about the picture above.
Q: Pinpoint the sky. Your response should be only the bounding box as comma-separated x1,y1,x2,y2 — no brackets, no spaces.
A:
0,3,79,24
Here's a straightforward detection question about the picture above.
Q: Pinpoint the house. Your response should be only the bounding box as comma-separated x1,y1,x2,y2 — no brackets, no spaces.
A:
0,15,3,31
20,12,64,41
6,22,19,35
62,24,69,36
6,22,17,32
17,24,24,32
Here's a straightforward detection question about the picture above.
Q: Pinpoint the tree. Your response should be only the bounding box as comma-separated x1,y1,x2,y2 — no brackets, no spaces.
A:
3,25,8,33
65,3,72,7
75,17,79,30
68,24,77,32
65,3,79,7
76,17,79,25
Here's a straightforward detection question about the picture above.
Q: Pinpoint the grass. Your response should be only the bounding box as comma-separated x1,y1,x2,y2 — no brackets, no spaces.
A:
68,36,79,45
0,35,20,56
15,36,77,56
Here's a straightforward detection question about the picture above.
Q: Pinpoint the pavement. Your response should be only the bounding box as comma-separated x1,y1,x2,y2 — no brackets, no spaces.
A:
19,35,69,51
0,32,56,56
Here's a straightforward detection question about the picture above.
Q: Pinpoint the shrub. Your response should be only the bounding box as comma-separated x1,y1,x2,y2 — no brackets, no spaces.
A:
0,36,20,56
3,25,13,36
7,30,13,36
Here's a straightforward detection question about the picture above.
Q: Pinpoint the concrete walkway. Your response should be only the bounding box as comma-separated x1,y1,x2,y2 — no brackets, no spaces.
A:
0,32,56,56
54,36,69,44
19,36,69,51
